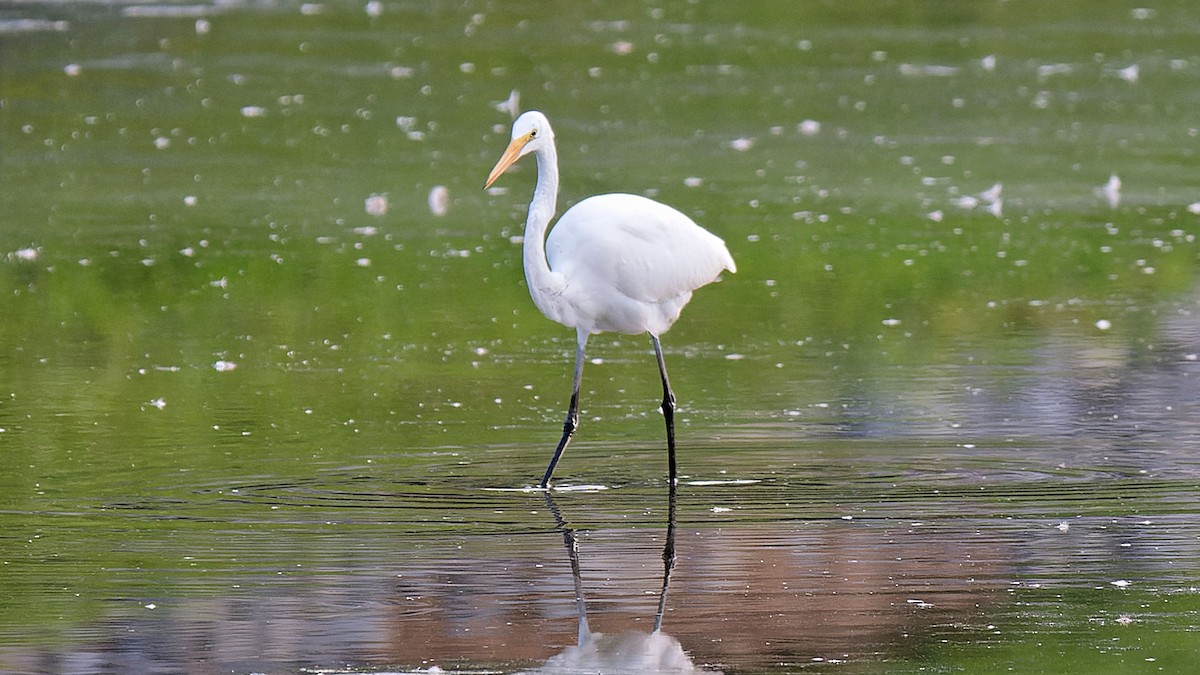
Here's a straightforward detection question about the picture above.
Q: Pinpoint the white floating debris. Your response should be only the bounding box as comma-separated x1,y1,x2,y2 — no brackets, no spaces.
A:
183,195,197,206
195,18,210,35
711,506,733,513
798,119,821,136
1111,579,1131,588
610,40,634,56
964,183,1002,215
0,19,70,33
365,0,383,18
899,63,959,77
122,4,209,17
240,105,267,118
1186,202,1200,214
1037,63,1073,79
64,63,82,77
1095,319,1112,331
1101,174,1121,208
12,247,39,261
980,54,997,71
881,318,902,327
213,360,238,372
365,193,389,216
1113,63,1139,84
724,353,745,360
492,89,521,119
729,137,754,152
927,209,944,222
1056,522,1071,532
154,137,171,150
683,176,703,188
352,225,378,236
428,185,450,216
149,398,166,410
355,257,371,267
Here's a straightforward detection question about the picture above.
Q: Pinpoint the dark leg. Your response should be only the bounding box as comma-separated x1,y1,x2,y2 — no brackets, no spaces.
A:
650,334,677,484
540,332,588,488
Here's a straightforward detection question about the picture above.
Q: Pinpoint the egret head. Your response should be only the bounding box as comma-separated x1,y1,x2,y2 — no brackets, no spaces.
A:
485,111,554,188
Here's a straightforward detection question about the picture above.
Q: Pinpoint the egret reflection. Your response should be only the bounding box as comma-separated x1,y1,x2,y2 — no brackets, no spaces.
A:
523,485,719,675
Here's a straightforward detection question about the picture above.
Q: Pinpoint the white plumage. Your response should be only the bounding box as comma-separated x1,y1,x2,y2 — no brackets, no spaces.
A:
547,192,735,335
485,110,735,486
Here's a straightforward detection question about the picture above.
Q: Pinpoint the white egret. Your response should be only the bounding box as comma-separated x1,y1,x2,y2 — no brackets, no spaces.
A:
484,111,736,487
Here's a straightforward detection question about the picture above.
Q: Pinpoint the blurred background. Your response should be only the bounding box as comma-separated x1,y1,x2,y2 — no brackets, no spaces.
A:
2,1,1199,673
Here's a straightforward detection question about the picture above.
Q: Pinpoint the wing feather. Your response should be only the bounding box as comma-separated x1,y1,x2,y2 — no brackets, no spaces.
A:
546,194,735,304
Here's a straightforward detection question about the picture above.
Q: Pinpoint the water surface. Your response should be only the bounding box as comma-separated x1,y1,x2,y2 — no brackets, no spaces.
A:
2,1,1200,673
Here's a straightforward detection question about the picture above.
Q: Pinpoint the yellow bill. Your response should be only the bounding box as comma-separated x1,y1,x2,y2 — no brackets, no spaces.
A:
484,133,532,189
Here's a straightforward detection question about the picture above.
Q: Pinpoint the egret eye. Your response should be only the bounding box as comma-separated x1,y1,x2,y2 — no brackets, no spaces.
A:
529,129,538,138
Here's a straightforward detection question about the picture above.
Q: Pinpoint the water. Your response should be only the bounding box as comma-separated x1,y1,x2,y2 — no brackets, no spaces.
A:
3,1,1200,673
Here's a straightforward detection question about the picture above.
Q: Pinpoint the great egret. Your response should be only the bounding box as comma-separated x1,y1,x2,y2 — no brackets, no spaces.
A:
485,111,736,487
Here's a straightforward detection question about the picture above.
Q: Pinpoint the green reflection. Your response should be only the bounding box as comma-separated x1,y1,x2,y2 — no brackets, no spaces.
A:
2,0,1199,671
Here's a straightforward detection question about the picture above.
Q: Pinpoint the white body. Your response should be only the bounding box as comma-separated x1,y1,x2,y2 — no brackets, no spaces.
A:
486,111,735,340
534,192,735,336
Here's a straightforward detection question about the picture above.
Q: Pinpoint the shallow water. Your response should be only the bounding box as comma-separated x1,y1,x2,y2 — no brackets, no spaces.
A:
3,1,1200,673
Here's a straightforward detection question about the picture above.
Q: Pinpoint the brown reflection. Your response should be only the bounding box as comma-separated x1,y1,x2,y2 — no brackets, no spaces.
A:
0,498,1009,673
370,501,1009,672
667,519,1008,666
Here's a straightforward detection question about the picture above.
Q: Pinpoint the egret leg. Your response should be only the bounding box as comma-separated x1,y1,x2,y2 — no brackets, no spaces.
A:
650,334,677,484
540,331,588,488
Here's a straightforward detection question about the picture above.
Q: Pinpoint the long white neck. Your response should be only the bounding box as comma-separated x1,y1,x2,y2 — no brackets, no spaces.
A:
523,141,565,314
